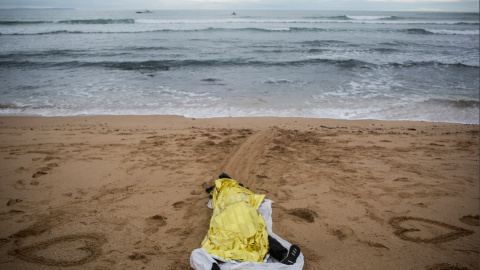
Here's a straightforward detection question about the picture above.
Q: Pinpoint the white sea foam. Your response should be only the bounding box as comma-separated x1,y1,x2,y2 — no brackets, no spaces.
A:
426,29,480,35
346,15,393,20
2,91,478,124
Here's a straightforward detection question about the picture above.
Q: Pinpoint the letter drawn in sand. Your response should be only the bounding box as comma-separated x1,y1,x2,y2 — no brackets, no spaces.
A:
389,216,474,243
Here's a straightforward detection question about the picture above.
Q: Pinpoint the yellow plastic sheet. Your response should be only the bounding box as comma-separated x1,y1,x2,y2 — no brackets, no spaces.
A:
201,178,269,262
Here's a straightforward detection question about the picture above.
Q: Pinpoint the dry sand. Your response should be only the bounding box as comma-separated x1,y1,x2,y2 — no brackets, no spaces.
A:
0,115,478,270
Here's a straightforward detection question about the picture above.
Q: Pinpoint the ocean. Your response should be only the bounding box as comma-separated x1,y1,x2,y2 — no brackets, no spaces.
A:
0,10,479,123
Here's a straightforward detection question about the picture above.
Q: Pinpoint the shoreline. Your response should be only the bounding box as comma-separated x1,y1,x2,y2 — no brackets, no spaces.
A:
1,115,478,269
1,114,478,125
1,114,478,127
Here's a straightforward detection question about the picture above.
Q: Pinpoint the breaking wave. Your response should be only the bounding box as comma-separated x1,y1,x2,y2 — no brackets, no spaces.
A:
2,58,478,71
3,26,478,36
0,18,135,25
405,28,479,35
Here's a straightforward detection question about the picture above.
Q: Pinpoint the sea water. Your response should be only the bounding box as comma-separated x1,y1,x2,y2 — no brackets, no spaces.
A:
0,10,478,123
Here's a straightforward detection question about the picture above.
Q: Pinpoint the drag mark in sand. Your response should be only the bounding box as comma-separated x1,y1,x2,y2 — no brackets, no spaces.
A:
222,130,274,186
389,216,474,243
8,233,106,267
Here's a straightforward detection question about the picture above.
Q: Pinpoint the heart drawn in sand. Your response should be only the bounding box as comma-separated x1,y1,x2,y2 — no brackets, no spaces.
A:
389,216,474,243
9,233,106,267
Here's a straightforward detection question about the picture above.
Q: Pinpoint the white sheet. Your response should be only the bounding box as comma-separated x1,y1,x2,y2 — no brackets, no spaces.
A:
190,199,304,270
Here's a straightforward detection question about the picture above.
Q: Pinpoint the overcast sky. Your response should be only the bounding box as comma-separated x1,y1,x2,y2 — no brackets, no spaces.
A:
0,0,478,12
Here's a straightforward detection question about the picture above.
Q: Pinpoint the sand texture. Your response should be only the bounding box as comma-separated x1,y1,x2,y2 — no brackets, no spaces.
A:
0,116,478,270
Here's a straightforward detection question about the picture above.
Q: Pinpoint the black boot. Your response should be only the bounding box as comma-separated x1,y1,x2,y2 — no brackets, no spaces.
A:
280,245,301,265
219,172,231,179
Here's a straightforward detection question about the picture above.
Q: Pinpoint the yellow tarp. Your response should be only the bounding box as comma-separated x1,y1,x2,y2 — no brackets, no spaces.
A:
201,178,269,262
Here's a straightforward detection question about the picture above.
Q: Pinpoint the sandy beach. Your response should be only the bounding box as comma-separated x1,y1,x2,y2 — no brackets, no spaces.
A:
0,115,478,270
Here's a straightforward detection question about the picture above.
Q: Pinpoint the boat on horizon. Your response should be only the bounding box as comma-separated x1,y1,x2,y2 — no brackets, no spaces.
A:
136,9,153,14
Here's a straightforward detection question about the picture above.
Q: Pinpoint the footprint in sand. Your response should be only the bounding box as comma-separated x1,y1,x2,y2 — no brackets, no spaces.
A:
128,252,150,263
286,208,318,223
32,163,59,178
9,233,106,267
389,216,474,243
32,171,48,178
6,199,22,206
144,215,167,234
459,215,479,227
172,201,186,210
328,226,355,241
